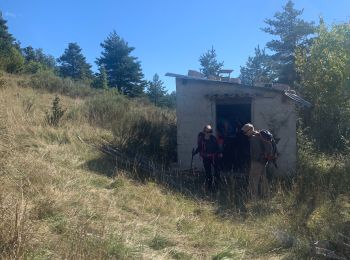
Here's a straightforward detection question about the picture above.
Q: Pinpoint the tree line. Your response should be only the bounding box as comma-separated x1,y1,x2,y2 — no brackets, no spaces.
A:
0,15,175,108
1,1,350,153
198,1,350,154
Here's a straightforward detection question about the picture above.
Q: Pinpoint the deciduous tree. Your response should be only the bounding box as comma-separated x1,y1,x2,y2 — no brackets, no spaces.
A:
296,22,350,152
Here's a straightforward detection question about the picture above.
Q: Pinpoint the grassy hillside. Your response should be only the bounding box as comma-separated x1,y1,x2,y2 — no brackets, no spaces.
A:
0,73,349,259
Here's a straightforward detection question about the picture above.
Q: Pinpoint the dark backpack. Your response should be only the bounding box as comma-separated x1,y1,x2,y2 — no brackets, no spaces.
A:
259,129,278,168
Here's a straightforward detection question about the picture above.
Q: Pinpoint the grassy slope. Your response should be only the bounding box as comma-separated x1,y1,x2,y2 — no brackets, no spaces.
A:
1,74,297,259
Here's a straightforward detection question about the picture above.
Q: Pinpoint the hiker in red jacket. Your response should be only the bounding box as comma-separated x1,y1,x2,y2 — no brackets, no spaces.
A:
193,124,222,191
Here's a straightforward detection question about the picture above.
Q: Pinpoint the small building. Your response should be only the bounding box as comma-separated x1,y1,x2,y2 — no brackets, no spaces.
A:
166,70,310,176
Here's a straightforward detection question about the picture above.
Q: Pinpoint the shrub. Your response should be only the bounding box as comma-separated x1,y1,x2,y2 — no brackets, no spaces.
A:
85,91,177,163
0,46,24,74
29,70,97,98
0,72,6,89
46,96,66,127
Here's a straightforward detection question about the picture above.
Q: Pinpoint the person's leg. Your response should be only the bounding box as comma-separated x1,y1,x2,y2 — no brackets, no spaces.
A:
234,175,247,213
213,157,221,190
203,158,213,191
248,161,264,199
260,165,270,198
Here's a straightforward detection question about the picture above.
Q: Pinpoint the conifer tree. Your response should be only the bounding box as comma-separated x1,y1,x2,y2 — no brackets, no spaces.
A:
146,74,167,106
0,12,24,73
57,42,92,80
262,0,315,85
93,65,108,89
96,31,145,97
240,45,273,86
199,46,224,78
0,12,15,47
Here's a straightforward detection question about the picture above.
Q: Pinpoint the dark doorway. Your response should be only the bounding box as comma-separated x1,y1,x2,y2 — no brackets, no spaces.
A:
216,100,251,172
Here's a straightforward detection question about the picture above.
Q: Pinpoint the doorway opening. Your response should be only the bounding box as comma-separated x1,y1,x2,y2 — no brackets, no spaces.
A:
216,99,251,172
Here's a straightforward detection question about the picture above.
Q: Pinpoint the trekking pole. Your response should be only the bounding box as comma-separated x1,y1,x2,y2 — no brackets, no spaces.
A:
191,148,195,171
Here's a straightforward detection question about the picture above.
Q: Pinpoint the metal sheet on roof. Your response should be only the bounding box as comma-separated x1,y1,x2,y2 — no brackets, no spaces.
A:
165,72,282,93
284,91,312,108
166,72,312,108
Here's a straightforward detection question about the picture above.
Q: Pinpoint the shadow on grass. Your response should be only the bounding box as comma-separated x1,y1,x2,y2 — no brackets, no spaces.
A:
83,151,277,218
83,154,116,177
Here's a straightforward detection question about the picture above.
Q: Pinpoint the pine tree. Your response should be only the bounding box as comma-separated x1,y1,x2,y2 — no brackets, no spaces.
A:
96,31,145,97
199,46,224,78
146,74,167,106
262,0,315,85
162,91,176,109
57,42,92,80
0,12,24,73
0,12,15,47
93,65,108,89
240,45,273,86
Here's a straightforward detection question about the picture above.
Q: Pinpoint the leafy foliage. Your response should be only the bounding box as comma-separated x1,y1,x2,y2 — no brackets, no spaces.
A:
296,22,350,152
22,46,56,73
0,45,24,73
85,92,176,163
29,70,96,98
96,31,145,97
199,46,224,78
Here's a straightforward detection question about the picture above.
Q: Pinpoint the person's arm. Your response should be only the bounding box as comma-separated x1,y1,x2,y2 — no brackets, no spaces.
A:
192,132,203,155
263,140,273,161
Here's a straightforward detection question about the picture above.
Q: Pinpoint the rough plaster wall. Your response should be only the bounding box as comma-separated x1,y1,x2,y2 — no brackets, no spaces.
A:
176,79,296,174
254,96,296,175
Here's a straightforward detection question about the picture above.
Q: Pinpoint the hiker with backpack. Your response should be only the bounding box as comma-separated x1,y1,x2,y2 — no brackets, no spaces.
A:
241,123,276,199
192,124,222,192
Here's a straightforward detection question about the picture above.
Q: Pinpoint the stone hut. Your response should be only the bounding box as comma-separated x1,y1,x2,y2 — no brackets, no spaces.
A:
166,70,310,176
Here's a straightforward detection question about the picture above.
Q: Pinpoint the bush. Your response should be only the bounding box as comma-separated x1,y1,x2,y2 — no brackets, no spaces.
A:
0,72,6,89
85,91,177,163
282,130,350,258
0,46,24,74
29,70,97,98
46,96,66,127
22,61,46,74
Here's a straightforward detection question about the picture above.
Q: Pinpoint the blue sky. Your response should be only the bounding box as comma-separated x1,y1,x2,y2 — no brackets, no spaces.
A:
1,0,349,92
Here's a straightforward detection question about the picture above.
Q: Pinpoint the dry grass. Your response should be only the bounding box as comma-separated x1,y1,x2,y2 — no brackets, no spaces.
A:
0,73,290,259
3,72,348,259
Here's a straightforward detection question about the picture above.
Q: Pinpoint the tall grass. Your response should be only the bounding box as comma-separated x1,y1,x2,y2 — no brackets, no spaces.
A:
84,91,177,163
1,72,349,259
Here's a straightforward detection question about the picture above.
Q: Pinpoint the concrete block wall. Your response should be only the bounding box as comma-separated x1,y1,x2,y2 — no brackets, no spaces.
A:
176,78,296,175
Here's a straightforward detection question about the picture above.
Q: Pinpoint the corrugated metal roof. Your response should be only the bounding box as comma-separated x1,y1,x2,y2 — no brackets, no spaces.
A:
284,91,312,108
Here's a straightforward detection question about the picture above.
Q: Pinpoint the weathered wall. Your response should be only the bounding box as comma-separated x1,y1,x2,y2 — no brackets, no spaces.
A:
176,78,296,175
